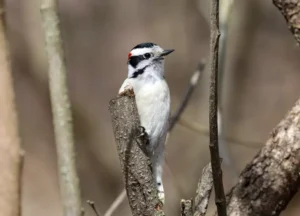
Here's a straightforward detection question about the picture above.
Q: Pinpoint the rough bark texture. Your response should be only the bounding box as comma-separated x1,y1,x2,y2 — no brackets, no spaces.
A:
0,1,23,215
209,0,227,215
109,94,164,216
224,99,300,215
193,163,213,216
40,1,82,215
181,199,193,216
273,0,300,45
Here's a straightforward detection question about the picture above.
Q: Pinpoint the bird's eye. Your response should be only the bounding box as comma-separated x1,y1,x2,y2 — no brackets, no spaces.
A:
144,53,151,59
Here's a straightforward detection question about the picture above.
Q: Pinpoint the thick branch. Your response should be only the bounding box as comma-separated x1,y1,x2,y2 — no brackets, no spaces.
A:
273,0,300,45
209,0,227,215
109,93,165,216
40,1,82,215
0,1,23,216
223,98,300,215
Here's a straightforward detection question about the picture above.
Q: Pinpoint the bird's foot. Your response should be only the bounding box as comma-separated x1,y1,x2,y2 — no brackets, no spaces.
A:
158,190,165,205
136,126,149,155
137,126,146,137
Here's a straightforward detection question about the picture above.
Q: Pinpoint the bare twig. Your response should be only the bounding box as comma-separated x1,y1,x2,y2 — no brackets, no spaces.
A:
193,163,213,216
178,116,262,149
0,2,23,215
169,61,205,131
40,1,82,215
209,0,227,215
181,199,193,216
87,200,101,216
273,0,300,45
109,91,165,216
103,189,126,216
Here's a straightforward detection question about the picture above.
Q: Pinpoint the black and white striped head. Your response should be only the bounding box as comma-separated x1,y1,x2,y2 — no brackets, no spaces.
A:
127,42,174,79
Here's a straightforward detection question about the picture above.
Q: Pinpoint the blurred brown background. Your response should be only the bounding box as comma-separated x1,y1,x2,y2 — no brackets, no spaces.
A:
5,0,300,215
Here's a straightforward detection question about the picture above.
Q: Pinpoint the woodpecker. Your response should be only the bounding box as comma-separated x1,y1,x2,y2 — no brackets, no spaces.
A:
119,42,174,203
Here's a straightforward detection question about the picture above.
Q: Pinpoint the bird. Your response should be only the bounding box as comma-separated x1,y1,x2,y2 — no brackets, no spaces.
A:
118,42,174,203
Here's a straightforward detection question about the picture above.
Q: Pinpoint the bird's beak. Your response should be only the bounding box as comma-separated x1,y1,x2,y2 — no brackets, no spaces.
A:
160,49,175,57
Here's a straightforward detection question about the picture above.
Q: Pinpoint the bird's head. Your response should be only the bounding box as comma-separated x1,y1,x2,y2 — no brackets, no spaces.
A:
127,42,174,79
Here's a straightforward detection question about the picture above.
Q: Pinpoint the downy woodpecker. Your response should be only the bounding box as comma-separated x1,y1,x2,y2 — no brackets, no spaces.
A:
119,42,174,203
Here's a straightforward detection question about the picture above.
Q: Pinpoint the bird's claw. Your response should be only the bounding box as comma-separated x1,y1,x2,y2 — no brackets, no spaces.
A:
158,190,165,205
137,126,147,138
136,126,150,156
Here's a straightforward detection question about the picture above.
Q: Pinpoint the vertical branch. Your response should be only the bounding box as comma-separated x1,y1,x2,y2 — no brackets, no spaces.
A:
0,1,23,216
109,92,165,216
209,0,227,215
40,1,82,216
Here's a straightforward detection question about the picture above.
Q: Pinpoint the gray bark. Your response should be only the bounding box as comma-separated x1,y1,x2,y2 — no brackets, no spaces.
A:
109,93,165,216
224,99,300,215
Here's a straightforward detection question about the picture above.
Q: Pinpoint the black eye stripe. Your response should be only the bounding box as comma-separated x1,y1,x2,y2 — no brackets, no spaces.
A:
128,54,151,68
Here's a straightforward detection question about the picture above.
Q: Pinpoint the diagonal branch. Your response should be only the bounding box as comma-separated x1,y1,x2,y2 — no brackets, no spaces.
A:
223,98,300,215
209,0,227,215
109,91,165,216
40,1,83,215
169,61,205,132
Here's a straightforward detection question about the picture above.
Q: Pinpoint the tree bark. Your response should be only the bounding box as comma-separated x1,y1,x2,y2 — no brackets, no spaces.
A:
0,1,23,215
223,99,300,215
109,93,165,216
273,0,300,45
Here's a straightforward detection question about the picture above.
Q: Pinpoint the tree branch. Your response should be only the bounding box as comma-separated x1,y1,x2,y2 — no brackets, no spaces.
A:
223,98,300,215
209,0,227,215
40,1,83,215
181,199,193,216
193,163,213,216
109,92,165,216
169,61,205,132
273,0,300,45
103,189,126,216
0,1,23,215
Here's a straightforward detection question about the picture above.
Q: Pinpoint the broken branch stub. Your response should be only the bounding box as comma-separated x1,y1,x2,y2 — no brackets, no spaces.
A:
109,91,164,216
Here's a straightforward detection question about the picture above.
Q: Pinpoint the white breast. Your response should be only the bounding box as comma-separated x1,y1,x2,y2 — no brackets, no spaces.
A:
137,79,170,139
120,77,170,150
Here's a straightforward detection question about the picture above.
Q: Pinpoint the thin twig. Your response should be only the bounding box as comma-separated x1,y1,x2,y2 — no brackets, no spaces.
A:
103,189,126,216
178,116,262,149
209,0,227,215
40,1,82,215
169,61,205,131
193,163,213,216
87,200,101,216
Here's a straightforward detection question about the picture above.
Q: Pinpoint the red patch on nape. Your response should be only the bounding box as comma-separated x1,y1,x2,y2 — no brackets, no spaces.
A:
128,52,132,60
